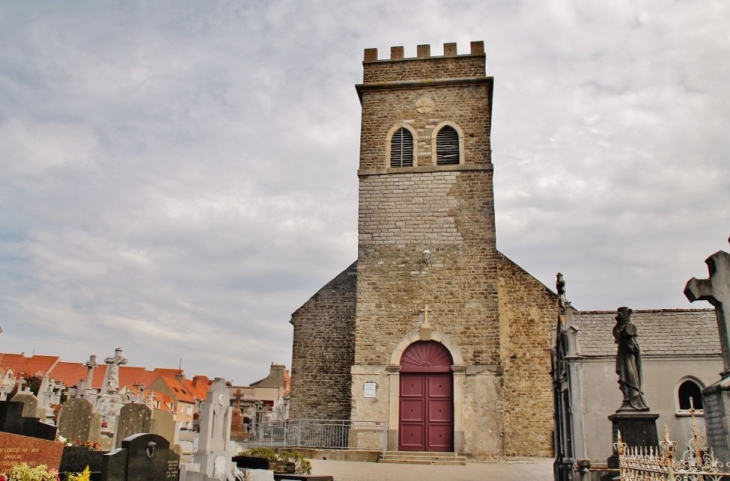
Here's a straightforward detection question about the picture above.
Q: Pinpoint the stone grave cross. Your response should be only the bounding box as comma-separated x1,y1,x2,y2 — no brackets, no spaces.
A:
233,389,243,406
685,250,730,378
84,354,97,391
103,348,127,395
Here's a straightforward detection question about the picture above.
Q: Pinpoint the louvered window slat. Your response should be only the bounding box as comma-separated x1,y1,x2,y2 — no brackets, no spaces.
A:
436,126,460,165
390,128,413,167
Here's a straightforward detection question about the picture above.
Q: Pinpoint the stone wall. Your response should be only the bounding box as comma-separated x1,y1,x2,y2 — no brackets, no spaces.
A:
355,169,499,367
497,253,558,457
357,83,492,171
361,42,486,83
289,262,357,420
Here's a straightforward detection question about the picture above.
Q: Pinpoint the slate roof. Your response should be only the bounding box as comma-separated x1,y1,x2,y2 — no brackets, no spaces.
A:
571,308,720,357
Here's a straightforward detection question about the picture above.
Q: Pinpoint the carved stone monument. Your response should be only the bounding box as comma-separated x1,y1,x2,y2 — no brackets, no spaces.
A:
192,378,233,481
607,307,658,470
81,354,99,403
230,390,245,440
685,248,730,462
97,348,128,444
613,307,649,411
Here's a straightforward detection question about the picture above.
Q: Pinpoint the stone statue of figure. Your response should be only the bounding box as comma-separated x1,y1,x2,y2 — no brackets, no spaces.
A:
613,307,649,411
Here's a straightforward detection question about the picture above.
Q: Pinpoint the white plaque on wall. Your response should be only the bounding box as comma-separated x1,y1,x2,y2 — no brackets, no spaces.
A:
364,382,376,398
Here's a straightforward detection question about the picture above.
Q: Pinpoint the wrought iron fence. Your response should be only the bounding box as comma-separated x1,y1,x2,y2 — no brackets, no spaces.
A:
615,409,730,481
239,419,387,453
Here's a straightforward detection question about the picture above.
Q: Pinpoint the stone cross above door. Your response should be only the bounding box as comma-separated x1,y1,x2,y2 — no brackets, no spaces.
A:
685,250,730,378
419,304,433,341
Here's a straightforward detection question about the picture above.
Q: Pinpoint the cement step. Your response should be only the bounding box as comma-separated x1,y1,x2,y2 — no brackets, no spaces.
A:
378,451,467,466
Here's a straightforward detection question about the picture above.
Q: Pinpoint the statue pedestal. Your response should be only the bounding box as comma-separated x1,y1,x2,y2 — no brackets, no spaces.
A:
607,411,659,469
701,377,730,463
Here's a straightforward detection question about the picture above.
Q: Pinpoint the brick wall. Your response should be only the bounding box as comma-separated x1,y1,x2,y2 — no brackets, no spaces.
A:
497,253,558,456
289,262,357,420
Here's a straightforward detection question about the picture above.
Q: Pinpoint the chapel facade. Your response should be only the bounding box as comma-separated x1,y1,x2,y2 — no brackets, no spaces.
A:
289,41,558,458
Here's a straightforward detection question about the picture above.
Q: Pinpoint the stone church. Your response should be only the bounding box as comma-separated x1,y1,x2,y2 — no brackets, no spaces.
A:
289,41,558,459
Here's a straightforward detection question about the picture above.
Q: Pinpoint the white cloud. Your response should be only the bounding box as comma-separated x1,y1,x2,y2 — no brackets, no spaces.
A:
0,1,728,382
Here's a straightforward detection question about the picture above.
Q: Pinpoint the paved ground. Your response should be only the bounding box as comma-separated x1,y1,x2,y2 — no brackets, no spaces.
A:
308,457,554,481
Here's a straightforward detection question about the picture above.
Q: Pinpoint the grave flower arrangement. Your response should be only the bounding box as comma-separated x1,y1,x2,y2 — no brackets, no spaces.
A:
56,435,102,451
64,466,90,481
69,440,101,451
0,463,60,481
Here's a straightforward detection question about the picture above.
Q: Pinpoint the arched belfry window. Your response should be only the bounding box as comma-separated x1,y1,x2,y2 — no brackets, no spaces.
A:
678,379,703,411
436,125,460,165
390,127,414,168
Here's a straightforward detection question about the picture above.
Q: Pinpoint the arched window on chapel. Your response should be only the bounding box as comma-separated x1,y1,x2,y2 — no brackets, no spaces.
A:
677,379,703,411
390,127,414,167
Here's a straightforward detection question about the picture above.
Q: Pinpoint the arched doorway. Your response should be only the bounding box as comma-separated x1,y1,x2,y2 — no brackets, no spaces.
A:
399,341,454,452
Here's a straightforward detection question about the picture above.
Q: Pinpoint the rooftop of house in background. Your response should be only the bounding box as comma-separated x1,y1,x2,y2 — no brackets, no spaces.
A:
0,353,59,377
0,351,215,403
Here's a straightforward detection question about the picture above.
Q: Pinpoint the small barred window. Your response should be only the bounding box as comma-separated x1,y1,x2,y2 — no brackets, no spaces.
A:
390,127,414,167
436,125,460,165
678,380,703,410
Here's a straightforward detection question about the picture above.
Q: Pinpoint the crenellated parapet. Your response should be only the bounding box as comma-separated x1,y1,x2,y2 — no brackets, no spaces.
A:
360,41,487,85
363,41,485,62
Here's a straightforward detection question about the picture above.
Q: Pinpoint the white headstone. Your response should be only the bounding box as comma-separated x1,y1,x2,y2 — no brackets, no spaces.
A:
193,378,233,481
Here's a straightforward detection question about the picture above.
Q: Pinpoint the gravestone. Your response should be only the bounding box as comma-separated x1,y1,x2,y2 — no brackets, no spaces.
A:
192,378,232,480
151,409,176,445
0,431,64,473
38,376,52,412
12,391,41,418
101,433,179,481
0,400,57,440
115,403,152,449
59,397,100,444
60,446,107,481
685,249,730,462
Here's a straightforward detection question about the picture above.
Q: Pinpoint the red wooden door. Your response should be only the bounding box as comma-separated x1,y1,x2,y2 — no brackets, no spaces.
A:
399,341,454,452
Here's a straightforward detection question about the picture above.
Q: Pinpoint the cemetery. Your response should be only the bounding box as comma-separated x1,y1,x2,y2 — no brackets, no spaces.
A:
0,374,326,481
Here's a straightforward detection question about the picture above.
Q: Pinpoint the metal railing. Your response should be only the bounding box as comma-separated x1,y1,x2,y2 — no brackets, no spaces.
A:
615,410,730,481
238,419,387,453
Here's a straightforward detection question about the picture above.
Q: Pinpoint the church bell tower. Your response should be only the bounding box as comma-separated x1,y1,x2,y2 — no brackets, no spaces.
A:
351,41,503,456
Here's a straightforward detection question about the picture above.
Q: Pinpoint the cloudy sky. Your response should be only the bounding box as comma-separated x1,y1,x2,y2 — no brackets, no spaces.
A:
1,1,728,384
